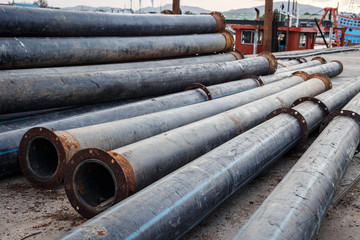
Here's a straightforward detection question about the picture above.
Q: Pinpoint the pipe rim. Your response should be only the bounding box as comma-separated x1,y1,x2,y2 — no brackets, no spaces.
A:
210,11,226,32
229,49,245,60
307,73,332,90
18,127,65,188
258,51,278,74
64,148,129,218
221,30,235,52
331,60,344,75
292,71,310,80
311,56,327,64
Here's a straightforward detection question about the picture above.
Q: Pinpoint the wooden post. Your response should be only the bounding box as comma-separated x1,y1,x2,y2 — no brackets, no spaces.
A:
263,0,273,52
173,0,180,14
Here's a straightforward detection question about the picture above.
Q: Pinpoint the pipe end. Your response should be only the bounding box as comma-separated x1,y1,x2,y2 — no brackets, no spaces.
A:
311,56,327,64
331,60,344,75
292,71,309,80
229,49,245,60
221,30,235,52
18,127,72,188
210,11,226,32
64,148,134,219
308,73,332,90
258,51,278,74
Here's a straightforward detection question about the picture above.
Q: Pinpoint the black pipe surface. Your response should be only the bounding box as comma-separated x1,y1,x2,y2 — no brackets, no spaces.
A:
0,7,224,37
60,79,360,240
234,91,360,240
0,32,233,69
64,76,330,218
19,74,307,187
0,53,274,113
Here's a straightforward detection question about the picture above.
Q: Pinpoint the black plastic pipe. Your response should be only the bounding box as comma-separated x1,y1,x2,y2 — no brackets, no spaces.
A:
0,52,243,77
0,31,234,69
234,91,360,240
0,7,225,37
0,52,275,113
18,61,343,187
64,76,331,218
19,73,308,188
275,56,326,73
60,79,360,240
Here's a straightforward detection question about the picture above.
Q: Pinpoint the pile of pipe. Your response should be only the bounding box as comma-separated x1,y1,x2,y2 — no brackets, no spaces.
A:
0,5,355,240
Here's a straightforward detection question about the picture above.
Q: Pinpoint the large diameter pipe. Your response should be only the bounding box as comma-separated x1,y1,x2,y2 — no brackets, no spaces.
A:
0,6,225,37
0,60,342,178
0,62,342,177
275,56,326,73
0,31,234,70
0,60,275,178
0,52,244,77
18,61,344,187
64,76,331,218
0,52,275,113
60,79,360,240
19,73,308,188
234,92,360,239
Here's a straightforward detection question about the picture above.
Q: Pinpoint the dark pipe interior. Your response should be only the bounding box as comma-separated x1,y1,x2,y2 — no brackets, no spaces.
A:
74,160,116,210
27,137,59,179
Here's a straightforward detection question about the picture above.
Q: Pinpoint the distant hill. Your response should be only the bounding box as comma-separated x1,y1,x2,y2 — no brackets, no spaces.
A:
224,1,324,15
136,4,211,14
62,5,133,14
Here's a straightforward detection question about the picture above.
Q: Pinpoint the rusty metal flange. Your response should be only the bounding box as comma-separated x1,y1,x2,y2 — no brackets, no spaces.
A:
266,108,309,145
64,148,135,219
292,96,330,116
331,60,344,75
320,110,360,133
292,71,309,80
258,51,278,74
185,83,213,100
241,75,264,86
298,57,308,63
311,56,327,64
221,30,235,52
307,73,332,90
18,127,80,188
229,49,245,60
210,11,226,32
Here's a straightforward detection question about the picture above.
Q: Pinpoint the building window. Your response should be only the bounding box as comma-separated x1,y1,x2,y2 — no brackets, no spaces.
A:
241,30,263,45
299,33,307,48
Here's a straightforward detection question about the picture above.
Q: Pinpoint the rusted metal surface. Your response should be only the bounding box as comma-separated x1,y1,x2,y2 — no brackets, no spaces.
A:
0,53,271,113
64,78,329,218
210,12,226,33
258,51,277,74
291,71,310,80
307,73,332,90
172,0,181,14
0,6,224,37
18,128,80,188
311,56,327,64
0,33,233,69
241,75,264,86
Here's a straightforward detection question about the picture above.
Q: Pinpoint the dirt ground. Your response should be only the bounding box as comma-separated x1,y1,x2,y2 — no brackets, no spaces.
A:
1,50,360,239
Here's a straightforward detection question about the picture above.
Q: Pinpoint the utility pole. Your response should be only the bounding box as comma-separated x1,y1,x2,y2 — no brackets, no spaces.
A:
263,0,273,52
173,0,180,14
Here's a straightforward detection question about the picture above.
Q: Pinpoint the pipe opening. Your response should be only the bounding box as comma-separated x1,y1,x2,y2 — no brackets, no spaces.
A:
74,159,116,211
27,137,59,179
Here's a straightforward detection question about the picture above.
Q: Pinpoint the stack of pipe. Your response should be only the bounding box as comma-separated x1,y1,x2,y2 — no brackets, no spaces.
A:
59,75,360,240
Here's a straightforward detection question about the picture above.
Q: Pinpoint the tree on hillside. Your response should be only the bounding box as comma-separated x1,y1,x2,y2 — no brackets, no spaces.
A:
33,0,48,8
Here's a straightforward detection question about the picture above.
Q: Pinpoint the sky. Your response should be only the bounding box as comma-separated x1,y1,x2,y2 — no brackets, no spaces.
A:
0,0,354,12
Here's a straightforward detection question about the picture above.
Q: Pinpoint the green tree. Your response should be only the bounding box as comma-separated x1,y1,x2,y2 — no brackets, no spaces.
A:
33,0,48,8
